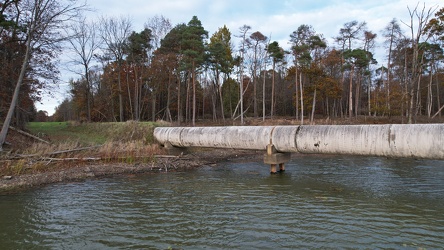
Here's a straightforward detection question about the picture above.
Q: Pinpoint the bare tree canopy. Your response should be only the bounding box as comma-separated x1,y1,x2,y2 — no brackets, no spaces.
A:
0,0,86,150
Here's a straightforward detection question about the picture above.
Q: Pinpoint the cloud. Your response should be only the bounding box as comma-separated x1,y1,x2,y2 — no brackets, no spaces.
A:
86,0,441,51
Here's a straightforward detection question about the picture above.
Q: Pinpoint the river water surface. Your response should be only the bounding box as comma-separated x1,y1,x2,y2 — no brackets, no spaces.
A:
1,155,443,249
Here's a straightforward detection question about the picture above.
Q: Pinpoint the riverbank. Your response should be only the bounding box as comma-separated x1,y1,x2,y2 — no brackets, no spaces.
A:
0,121,260,193
0,148,260,193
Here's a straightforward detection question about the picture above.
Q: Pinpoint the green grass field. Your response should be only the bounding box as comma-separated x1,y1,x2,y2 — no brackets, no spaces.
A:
26,121,158,145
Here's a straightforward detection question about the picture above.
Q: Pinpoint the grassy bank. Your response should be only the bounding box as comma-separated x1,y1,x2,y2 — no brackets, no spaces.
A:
26,121,158,145
1,120,256,192
1,121,166,177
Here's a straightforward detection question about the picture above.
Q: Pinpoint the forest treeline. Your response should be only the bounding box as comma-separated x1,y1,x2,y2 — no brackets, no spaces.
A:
1,1,444,131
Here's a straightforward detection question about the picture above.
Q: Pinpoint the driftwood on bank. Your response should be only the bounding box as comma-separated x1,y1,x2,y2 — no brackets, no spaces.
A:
13,145,103,159
9,126,51,144
8,150,187,162
39,155,187,162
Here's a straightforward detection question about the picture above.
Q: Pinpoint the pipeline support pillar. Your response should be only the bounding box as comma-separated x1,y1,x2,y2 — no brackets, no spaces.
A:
264,144,291,174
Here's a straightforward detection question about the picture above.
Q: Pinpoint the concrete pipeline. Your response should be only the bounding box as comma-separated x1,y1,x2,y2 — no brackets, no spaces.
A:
153,124,444,160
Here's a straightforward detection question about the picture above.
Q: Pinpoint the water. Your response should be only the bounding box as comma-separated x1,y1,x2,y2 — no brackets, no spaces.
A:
1,155,443,249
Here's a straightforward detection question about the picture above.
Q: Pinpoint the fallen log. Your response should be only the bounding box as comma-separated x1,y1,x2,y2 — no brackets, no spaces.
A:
7,153,188,162
12,145,103,159
9,126,51,144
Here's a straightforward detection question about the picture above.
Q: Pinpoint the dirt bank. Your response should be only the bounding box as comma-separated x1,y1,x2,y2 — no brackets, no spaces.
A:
0,149,260,193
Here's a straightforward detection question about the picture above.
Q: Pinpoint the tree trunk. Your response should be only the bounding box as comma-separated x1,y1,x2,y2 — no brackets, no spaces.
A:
240,68,244,125
192,61,196,126
427,66,433,118
415,75,422,118
310,88,317,124
436,64,441,118
355,72,361,117
219,75,225,123
271,61,275,119
85,64,91,122
253,51,258,118
408,87,415,124
165,73,172,122
110,88,117,122
201,74,205,120
177,74,182,124
151,93,156,122
349,66,354,119
387,42,392,115
262,66,266,121
0,24,33,151
368,70,371,116
126,63,133,120
118,61,124,122
300,72,304,125
295,66,299,120
212,86,217,121
134,65,139,121
185,74,190,123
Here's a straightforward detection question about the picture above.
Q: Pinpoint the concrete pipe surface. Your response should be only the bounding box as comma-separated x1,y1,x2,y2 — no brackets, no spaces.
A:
153,124,444,159
154,126,274,150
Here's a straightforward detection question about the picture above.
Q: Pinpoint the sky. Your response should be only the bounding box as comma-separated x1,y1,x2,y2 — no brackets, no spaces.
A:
36,0,442,115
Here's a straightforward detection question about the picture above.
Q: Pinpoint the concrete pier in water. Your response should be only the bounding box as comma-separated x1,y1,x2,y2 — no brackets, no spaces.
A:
154,124,444,172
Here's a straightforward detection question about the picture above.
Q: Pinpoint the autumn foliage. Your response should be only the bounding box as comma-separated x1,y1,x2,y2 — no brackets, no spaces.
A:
2,4,444,127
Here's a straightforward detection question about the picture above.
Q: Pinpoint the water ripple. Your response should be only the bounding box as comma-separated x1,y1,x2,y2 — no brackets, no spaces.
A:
0,156,443,249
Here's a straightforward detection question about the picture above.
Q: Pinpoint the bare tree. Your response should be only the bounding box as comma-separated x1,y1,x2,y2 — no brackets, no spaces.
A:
382,18,403,115
237,25,251,125
262,41,270,122
0,0,85,151
402,3,437,123
66,16,101,122
99,16,132,122
145,15,172,121
146,15,172,52
249,31,267,118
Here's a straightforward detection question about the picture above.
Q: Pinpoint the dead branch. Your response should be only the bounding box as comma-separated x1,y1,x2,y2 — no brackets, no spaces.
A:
42,157,102,161
13,145,103,159
155,155,188,158
8,154,189,162
9,126,51,144
432,104,444,119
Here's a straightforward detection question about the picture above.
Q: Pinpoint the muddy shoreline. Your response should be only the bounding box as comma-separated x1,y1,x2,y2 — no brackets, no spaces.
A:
0,149,261,193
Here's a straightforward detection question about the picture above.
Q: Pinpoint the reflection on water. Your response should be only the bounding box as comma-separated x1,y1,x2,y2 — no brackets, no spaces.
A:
1,155,443,249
